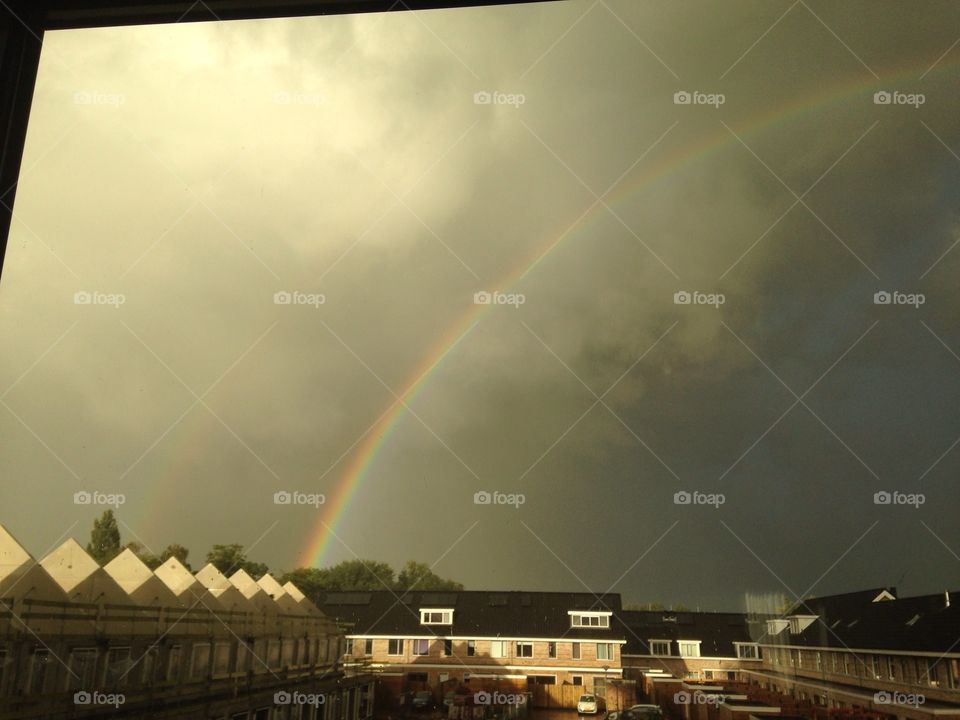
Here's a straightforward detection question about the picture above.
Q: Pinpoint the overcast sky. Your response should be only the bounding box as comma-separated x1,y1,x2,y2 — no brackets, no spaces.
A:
2,0,960,610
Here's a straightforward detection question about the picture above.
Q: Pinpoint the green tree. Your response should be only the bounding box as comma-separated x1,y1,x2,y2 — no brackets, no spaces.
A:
160,544,191,570
206,544,268,579
87,510,121,565
124,542,191,570
395,561,463,591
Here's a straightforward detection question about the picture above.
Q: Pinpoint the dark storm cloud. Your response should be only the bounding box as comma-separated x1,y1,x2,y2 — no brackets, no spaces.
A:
1,0,959,609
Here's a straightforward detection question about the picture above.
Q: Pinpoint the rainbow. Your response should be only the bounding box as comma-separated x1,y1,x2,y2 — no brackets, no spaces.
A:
301,53,957,566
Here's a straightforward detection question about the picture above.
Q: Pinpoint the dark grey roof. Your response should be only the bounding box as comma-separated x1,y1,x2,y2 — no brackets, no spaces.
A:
320,590,625,639
619,610,752,657
782,590,960,653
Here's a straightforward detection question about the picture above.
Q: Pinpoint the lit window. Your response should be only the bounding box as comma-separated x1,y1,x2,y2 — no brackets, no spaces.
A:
420,609,454,625
650,640,671,656
412,639,430,656
570,612,611,628
678,641,700,658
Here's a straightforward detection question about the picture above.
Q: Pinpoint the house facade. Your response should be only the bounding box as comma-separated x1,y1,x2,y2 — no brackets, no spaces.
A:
319,591,628,709
0,525,374,720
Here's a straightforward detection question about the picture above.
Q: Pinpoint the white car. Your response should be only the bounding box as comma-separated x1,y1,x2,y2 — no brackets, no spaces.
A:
578,694,601,714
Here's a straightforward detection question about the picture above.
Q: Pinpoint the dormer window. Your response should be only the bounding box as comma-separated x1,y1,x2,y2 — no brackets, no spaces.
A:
420,609,453,625
735,642,759,659
569,611,612,628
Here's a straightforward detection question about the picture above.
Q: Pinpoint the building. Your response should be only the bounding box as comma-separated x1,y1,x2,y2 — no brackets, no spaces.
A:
0,525,374,720
319,590,629,710
744,588,960,720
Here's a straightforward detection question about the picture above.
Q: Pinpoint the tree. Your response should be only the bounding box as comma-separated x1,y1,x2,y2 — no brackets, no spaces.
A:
123,541,191,570
206,544,268,579
87,510,121,565
395,561,463,591
160,544,191,570
317,559,395,591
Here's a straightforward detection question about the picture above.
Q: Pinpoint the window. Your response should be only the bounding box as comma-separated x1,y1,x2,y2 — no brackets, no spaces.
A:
572,642,581,659
29,649,51,694
213,643,232,676
190,643,211,680
444,639,453,656
141,648,158,683
345,638,354,655
420,609,453,625
872,656,881,679
572,675,583,686
364,639,373,656
412,639,430,656
105,647,132,686
597,643,614,661
491,641,507,658
548,641,557,658
467,640,476,657
678,641,700,658
927,658,941,686
165,645,182,682
267,640,281,670
736,643,758,659
236,642,249,674
650,640,671,656
408,672,428,682
516,642,533,658
527,675,556,684
67,648,98,690
570,611,611,628
388,639,404,656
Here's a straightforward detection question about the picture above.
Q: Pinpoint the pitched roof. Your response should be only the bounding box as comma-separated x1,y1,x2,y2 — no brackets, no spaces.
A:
39,539,131,604
619,610,752,657
103,549,183,607
320,590,624,638
0,524,68,602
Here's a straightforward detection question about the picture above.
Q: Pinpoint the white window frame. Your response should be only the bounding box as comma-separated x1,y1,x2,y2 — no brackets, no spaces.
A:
678,640,701,658
387,639,404,656
597,643,614,661
411,639,430,656
569,611,612,628
420,608,454,625
649,639,671,656
734,643,759,659
516,642,533,658
491,640,507,658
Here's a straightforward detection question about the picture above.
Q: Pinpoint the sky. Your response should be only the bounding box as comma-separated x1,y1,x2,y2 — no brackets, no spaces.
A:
1,0,960,611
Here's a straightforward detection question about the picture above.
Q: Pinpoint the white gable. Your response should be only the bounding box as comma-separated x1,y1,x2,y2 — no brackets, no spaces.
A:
0,524,67,602
154,556,218,608
39,539,131,604
194,563,255,612
104,549,182,607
